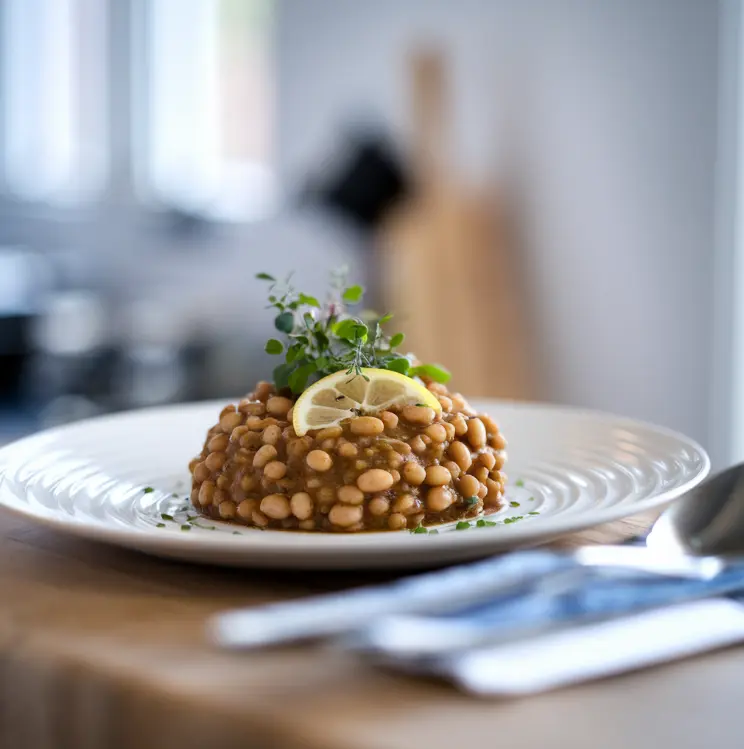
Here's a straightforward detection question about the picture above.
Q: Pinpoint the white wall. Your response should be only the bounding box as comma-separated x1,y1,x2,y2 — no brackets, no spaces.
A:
277,0,721,458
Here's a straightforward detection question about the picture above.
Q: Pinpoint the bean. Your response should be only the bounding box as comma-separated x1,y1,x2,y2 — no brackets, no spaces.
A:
401,405,435,425
442,421,456,441
428,382,448,395
290,492,313,520
219,404,237,419
253,381,273,401
213,487,228,504
459,474,480,499
421,434,432,446
380,411,399,430
388,513,407,530
217,474,231,490
306,477,322,489
448,441,472,471
188,457,199,473
438,395,453,412
357,468,394,493
193,462,210,483
283,426,296,441
316,426,343,440
208,433,229,452
238,400,266,416
402,462,426,485
277,478,293,491
477,483,488,499
452,413,468,436
286,406,294,422
240,431,262,449
237,499,257,519
260,494,291,519
390,440,412,455
387,453,404,469
298,519,315,531
252,510,269,527
190,488,199,506
329,503,363,528
267,395,293,417
219,500,236,519
368,495,390,516
262,424,282,445
355,460,368,470
390,469,401,484
485,478,502,506
426,487,453,512
393,493,418,515
478,451,496,471
252,444,276,468
263,460,287,480
307,450,333,472
493,453,505,470
350,416,385,436
337,441,358,458
467,418,487,448
491,433,507,451
321,438,337,451
410,436,427,454
233,448,252,466
480,414,499,435
425,465,452,486
338,485,365,505
220,410,243,432
425,424,447,443
246,416,264,431
473,465,490,484
205,451,226,472
287,437,312,459
444,461,461,479
198,481,215,506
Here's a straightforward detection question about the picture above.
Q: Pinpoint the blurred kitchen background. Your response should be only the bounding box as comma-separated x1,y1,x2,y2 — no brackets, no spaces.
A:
0,0,741,469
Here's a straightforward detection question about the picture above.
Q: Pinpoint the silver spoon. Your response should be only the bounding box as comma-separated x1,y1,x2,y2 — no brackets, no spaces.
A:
211,465,736,650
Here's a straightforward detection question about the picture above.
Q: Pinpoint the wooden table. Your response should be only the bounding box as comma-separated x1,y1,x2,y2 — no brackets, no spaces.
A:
1,508,742,749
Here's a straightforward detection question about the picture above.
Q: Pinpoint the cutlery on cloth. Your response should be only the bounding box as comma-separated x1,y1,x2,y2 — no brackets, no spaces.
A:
210,462,744,650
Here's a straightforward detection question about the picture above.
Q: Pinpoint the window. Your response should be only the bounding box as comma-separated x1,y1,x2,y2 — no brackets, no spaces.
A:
0,0,273,220
137,0,274,220
1,0,107,204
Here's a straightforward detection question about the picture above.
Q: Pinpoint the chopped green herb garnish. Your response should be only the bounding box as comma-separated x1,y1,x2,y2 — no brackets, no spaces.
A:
455,521,472,530
428,528,439,535
528,496,535,501
515,479,525,487
143,487,154,493
475,519,498,528
464,496,479,507
232,531,242,536
172,493,179,498
255,270,451,394
186,515,197,522
156,522,166,528
509,501,520,508
412,526,428,534
528,511,540,516
180,525,191,531
160,513,174,521
503,515,525,524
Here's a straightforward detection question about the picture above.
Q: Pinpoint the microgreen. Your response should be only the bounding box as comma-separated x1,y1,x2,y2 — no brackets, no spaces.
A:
256,270,452,395
515,479,525,487
143,487,154,493
455,521,472,530
509,501,520,508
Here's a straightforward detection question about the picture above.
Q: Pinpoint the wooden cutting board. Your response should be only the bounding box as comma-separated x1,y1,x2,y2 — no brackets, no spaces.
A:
379,50,534,400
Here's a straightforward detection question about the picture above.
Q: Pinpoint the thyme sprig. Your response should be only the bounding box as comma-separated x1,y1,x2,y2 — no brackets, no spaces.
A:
257,271,451,395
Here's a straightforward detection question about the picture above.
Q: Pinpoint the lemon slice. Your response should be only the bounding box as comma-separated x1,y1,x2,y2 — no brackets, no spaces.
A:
292,368,441,436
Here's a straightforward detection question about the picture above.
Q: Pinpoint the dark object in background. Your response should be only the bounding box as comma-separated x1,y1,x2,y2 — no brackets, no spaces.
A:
0,314,31,401
303,130,410,234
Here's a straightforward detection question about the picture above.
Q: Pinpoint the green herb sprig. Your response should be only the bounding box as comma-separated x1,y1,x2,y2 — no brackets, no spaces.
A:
256,271,451,395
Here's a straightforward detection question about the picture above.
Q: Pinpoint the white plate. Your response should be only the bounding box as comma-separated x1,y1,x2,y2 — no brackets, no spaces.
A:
0,399,709,569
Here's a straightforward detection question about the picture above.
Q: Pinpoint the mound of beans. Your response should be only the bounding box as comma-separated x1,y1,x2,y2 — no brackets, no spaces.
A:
188,379,507,532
